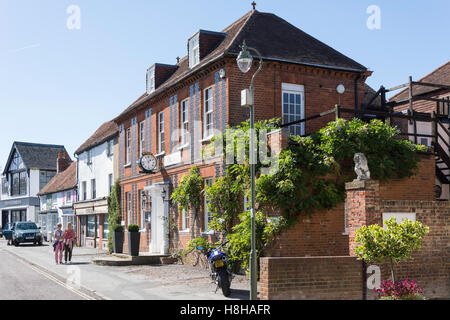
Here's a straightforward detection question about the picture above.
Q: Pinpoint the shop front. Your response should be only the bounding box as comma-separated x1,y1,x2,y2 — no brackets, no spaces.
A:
74,199,108,250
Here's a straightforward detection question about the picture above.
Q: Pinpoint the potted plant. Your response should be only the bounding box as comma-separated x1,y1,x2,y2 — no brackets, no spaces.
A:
127,224,140,256
112,225,124,254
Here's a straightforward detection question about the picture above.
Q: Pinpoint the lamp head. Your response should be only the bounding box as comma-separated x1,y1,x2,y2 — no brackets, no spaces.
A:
236,41,253,74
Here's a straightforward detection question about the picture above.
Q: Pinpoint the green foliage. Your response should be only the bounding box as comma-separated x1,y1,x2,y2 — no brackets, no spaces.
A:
355,218,429,281
113,225,124,232
173,117,427,274
205,165,248,234
183,237,214,256
127,224,139,233
226,211,287,271
257,118,425,218
107,179,121,253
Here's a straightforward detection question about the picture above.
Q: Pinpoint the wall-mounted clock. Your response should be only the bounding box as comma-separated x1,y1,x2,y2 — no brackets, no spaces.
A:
139,153,157,173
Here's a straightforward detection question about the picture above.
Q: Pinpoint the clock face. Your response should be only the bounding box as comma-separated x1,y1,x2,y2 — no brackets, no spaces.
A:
140,154,157,172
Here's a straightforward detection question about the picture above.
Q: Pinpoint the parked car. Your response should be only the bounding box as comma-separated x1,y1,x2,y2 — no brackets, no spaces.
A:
2,223,15,244
11,222,43,246
0,226,2,238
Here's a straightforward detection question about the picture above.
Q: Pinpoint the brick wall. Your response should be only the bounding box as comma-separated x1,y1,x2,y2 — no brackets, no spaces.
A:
266,152,435,258
369,200,450,299
260,256,363,300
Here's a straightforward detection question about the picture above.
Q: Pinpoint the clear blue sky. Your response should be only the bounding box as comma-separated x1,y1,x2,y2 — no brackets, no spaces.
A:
1,0,449,169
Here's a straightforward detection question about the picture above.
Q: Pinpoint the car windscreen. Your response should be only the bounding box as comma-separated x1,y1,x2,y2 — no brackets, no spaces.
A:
16,223,38,230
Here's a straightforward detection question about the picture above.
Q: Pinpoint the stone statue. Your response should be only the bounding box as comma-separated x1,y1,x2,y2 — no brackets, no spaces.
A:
354,153,370,181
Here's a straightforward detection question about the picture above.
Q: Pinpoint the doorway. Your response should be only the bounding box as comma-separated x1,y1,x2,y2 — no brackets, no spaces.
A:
147,184,168,254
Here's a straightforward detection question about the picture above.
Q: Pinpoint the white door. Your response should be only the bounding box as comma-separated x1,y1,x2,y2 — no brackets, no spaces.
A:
149,186,164,254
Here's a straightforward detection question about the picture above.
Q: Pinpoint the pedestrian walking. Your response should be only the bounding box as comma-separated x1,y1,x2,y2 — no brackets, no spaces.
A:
53,223,64,264
63,222,76,264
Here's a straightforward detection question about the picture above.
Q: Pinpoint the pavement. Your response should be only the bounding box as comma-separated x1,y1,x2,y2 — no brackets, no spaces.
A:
0,239,253,300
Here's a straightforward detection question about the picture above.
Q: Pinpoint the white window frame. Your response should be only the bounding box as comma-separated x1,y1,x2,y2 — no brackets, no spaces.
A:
126,128,131,165
146,66,155,94
107,139,114,157
139,121,146,157
203,87,214,139
65,191,72,204
180,98,190,147
203,177,214,233
181,209,189,232
189,34,200,68
108,174,113,195
282,83,305,136
87,149,92,165
91,179,96,200
127,192,132,226
158,111,165,154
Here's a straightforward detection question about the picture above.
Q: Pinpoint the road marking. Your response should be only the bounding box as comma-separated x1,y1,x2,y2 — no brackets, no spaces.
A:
2,248,98,300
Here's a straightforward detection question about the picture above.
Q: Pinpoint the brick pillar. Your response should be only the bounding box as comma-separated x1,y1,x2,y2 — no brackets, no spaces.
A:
345,180,381,256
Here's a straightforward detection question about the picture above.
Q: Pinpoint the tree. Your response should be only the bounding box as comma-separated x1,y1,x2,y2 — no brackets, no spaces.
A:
354,218,429,282
107,179,121,253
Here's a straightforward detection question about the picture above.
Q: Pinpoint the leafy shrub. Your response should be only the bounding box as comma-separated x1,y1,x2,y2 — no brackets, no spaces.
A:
355,218,429,282
107,179,121,253
375,279,425,300
113,225,124,232
183,237,213,256
127,224,139,233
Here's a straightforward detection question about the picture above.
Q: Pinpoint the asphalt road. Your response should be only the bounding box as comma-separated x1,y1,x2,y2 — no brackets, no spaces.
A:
0,246,85,300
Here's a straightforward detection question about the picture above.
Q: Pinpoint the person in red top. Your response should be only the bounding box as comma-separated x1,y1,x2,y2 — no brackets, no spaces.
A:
63,222,76,264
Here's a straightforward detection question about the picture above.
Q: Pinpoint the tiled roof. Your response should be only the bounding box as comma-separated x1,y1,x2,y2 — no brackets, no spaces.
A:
117,10,367,119
75,120,118,155
37,161,77,196
364,84,382,108
390,61,450,103
3,142,68,174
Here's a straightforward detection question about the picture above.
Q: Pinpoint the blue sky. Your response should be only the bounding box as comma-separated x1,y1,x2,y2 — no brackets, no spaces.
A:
0,0,449,169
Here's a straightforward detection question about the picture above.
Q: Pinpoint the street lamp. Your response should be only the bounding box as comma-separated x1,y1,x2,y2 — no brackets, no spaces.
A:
236,40,263,301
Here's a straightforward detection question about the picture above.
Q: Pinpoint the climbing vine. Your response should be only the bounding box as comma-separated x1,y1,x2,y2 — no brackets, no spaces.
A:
176,117,427,272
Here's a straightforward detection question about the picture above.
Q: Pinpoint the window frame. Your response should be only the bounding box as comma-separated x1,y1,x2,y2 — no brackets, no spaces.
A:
91,179,96,200
139,121,146,157
180,98,190,147
158,111,165,154
82,181,87,201
181,209,189,232
126,192,132,225
281,83,305,136
125,128,131,165
188,34,200,68
203,87,214,139
146,66,155,94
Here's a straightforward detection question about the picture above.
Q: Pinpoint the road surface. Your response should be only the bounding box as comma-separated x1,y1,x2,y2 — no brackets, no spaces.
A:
0,246,87,300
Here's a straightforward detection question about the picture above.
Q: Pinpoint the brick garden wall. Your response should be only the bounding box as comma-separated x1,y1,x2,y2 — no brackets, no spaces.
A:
260,153,449,300
260,256,363,300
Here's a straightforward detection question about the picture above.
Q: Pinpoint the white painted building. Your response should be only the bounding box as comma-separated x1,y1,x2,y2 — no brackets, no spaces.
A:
37,159,77,241
73,120,119,250
0,142,69,228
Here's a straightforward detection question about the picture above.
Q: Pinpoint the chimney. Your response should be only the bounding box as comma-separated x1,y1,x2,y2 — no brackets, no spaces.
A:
57,152,71,174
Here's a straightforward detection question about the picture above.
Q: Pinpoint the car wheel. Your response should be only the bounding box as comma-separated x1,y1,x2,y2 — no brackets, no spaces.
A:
14,240,19,247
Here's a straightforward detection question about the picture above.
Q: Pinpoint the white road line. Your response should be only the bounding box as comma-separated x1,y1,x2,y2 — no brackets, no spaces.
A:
3,248,97,300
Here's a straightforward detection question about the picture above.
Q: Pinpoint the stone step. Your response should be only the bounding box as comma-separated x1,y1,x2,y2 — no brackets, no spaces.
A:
92,253,175,266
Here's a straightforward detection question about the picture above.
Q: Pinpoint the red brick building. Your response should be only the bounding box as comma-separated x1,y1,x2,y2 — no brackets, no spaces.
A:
113,9,372,254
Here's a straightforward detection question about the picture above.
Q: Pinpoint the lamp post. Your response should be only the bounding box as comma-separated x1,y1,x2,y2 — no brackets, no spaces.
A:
236,40,263,300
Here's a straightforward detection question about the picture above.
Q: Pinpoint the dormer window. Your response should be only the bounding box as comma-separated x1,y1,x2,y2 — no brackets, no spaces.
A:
188,34,200,68
146,66,155,94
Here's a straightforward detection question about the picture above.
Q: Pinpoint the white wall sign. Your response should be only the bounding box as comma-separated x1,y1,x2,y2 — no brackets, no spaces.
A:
164,151,181,167
382,212,416,228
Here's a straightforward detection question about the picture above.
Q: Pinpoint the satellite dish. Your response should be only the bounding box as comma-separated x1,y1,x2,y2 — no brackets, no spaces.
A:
336,84,346,94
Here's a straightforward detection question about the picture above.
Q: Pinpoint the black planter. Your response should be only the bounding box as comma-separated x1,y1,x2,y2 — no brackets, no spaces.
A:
113,231,124,254
128,232,140,256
